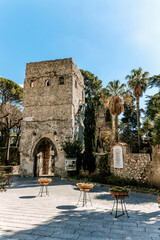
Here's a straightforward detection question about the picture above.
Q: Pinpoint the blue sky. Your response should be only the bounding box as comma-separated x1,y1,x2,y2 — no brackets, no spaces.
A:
0,0,159,109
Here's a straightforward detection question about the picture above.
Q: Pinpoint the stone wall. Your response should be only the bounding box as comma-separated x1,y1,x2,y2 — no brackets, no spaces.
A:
110,144,160,185
20,58,84,177
110,143,151,182
147,145,160,186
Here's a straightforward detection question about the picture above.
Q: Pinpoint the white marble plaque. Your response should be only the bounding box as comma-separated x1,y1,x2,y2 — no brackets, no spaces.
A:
113,145,123,168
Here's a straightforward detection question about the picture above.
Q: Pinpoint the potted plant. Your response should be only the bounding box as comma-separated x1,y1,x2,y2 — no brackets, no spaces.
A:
109,186,130,197
157,195,160,206
38,178,52,186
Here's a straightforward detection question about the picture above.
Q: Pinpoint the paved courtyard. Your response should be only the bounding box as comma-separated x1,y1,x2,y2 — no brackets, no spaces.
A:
0,176,160,240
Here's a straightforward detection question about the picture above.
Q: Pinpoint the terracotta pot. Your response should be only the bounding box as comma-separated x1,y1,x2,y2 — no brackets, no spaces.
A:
38,179,52,186
76,183,93,190
157,198,160,204
109,191,130,196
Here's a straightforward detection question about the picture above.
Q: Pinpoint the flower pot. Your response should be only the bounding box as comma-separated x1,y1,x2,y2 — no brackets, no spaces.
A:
76,183,94,190
38,178,52,186
157,198,160,204
109,191,130,197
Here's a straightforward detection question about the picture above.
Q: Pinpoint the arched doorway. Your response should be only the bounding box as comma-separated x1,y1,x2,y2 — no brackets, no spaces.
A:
33,137,57,177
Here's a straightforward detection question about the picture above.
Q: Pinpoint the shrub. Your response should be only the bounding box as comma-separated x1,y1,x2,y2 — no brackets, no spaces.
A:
63,140,83,174
98,153,111,175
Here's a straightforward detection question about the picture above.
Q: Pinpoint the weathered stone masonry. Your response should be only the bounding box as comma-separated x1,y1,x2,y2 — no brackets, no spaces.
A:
110,143,160,186
20,58,85,176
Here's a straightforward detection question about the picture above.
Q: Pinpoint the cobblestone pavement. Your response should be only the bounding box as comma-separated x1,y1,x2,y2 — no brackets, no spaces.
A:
0,176,160,240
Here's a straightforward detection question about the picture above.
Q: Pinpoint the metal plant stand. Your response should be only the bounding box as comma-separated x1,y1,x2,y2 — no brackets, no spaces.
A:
110,195,129,218
38,185,49,197
77,188,93,207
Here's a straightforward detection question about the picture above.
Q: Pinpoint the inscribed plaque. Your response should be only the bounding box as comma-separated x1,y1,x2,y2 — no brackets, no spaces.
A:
113,145,123,168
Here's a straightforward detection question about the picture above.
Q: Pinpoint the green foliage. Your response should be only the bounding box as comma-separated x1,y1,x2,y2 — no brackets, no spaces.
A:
145,92,160,147
0,147,20,165
83,96,97,172
140,118,153,150
89,173,151,188
63,140,82,158
153,113,160,145
98,153,111,175
126,68,150,98
80,69,102,103
146,92,160,120
101,80,132,143
0,77,23,104
63,140,83,173
126,67,150,150
80,70,102,173
105,80,126,98
149,75,160,89
119,103,139,152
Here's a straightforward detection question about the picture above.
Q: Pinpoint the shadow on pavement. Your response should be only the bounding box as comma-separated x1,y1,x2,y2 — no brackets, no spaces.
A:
19,196,37,199
1,206,160,239
56,205,78,210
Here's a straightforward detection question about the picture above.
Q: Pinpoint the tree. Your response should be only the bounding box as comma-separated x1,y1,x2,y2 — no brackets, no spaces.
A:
0,104,22,163
119,103,138,152
100,80,132,142
149,75,160,89
145,92,160,148
126,68,150,150
83,93,97,172
146,92,160,121
153,113,160,145
140,118,153,150
0,78,23,162
80,70,102,173
80,70,102,103
0,77,23,104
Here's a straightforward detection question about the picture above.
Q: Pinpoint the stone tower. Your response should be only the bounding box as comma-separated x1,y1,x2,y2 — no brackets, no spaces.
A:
20,58,85,177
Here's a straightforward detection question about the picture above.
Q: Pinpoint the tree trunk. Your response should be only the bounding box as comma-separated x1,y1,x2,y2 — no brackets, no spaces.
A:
112,115,115,141
136,97,140,151
5,132,10,165
115,115,119,143
112,115,119,143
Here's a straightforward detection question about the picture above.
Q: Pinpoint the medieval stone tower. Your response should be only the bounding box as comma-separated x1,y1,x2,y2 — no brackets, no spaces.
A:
20,58,85,177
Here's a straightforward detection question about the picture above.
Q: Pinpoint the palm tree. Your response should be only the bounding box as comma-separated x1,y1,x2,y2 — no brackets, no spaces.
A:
126,68,150,150
100,80,132,142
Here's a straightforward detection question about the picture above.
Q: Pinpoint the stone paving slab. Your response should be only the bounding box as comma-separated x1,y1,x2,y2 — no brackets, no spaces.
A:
0,176,159,240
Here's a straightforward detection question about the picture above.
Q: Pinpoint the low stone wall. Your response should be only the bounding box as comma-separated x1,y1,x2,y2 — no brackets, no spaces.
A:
147,146,160,186
110,144,160,186
12,165,20,175
110,148,151,182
